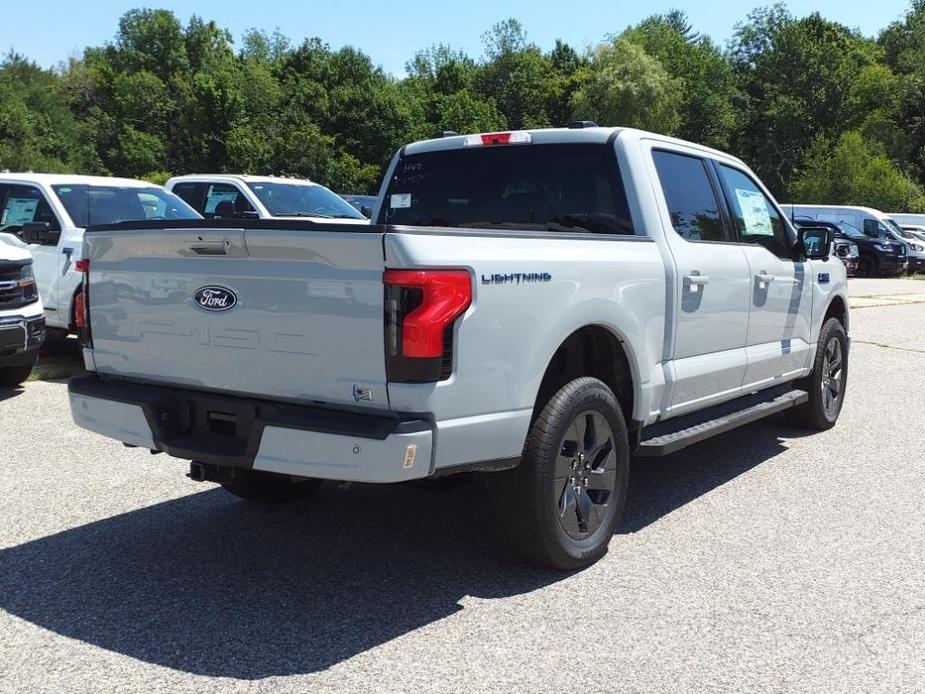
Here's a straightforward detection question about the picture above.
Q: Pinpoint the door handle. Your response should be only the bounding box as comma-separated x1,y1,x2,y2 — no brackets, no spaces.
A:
683,274,710,291
755,272,776,286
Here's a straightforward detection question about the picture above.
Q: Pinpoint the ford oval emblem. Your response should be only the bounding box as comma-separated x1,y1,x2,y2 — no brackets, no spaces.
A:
194,285,238,312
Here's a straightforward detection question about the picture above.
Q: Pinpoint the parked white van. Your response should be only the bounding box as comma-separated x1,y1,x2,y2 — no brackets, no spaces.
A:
889,213,925,227
0,174,200,336
782,204,914,274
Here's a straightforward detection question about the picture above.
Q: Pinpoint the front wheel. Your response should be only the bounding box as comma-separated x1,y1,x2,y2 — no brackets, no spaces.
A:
791,317,848,430
218,468,321,503
487,377,630,571
0,364,34,388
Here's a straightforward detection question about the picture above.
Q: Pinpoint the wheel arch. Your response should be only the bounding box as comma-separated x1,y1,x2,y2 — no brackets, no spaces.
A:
532,324,638,428
823,293,848,334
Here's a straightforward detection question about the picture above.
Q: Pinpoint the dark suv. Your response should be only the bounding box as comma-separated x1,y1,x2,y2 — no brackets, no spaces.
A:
794,216,905,276
793,219,857,274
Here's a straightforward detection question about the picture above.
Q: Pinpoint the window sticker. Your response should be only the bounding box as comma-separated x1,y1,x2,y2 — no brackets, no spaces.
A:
735,188,773,236
1,198,39,225
391,193,412,209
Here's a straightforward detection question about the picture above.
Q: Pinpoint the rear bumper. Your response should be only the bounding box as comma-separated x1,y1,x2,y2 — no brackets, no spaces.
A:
68,375,434,483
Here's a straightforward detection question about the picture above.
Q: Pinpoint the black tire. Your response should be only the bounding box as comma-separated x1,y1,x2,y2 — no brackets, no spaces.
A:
0,364,34,388
487,377,630,571
218,468,321,503
790,317,848,430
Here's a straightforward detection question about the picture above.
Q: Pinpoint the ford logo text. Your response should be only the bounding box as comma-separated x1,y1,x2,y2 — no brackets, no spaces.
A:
194,286,238,312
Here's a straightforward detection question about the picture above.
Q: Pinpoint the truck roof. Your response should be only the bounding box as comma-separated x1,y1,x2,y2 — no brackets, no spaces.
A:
402,126,747,167
0,173,157,188
783,203,890,217
167,174,316,186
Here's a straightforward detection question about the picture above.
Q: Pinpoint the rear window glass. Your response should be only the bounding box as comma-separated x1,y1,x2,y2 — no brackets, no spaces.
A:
52,185,200,226
380,143,634,235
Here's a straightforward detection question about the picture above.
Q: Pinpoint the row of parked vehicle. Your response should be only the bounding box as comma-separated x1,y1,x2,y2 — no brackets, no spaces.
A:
782,204,925,276
0,172,372,385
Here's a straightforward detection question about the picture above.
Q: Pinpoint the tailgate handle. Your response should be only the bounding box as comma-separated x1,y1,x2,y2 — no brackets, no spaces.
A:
190,241,228,256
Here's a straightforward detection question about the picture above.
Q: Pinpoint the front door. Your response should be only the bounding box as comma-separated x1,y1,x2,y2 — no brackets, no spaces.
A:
0,184,64,313
648,146,751,415
713,163,813,388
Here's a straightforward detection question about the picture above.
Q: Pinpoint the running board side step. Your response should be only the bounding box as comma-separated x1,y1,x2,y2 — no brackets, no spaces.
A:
635,388,809,457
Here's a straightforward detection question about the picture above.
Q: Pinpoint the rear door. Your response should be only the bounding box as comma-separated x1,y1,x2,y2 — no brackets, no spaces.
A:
648,146,751,414
713,162,813,388
86,224,390,409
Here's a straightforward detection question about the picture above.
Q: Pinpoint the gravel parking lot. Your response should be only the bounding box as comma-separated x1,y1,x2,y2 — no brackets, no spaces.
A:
1,281,923,694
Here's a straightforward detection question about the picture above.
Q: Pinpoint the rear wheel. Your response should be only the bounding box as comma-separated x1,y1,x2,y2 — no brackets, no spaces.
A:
218,468,321,503
488,377,629,571
791,317,848,430
0,364,34,388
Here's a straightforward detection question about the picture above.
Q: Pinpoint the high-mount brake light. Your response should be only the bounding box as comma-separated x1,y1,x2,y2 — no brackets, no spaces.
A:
463,131,533,147
383,269,472,383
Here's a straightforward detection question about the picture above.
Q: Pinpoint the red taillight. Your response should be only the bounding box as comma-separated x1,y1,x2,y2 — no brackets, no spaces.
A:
75,258,92,346
74,290,87,329
384,269,472,382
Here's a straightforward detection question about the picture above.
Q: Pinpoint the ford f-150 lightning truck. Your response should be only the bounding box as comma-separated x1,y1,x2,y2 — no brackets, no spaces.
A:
68,126,849,569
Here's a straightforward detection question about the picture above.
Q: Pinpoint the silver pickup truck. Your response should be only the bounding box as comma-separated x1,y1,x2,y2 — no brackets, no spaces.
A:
68,126,849,569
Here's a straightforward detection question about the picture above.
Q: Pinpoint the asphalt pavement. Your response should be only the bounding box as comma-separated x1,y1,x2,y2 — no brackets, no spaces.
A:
1,281,923,693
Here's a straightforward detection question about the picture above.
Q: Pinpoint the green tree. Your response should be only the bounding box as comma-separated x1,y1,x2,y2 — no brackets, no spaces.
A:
623,11,739,148
793,131,925,211
477,20,556,128
731,8,879,197
570,37,681,133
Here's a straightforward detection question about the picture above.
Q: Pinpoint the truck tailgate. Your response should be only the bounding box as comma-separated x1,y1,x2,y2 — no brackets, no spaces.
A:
85,224,388,409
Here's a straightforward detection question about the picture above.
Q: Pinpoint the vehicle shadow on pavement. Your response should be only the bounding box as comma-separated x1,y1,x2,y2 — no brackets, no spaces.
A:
0,386,25,403
622,416,803,533
0,417,801,679
0,479,555,679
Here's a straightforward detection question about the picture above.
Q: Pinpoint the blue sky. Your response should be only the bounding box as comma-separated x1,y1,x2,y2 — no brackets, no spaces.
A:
1,0,913,76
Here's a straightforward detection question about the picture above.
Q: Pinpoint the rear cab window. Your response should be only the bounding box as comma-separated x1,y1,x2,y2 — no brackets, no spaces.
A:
380,143,634,235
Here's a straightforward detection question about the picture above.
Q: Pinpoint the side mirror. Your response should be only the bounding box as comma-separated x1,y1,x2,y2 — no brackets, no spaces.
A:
798,226,833,260
360,205,373,219
21,221,60,245
237,210,260,220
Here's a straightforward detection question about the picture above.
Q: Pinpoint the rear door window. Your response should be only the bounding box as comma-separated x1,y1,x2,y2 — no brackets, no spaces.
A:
381,143,633,235
652,150,727,242
171,182,209,213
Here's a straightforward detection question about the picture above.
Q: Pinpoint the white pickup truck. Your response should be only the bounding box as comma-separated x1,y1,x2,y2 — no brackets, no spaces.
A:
0,174,201,337
68,126,849,569
0,233,45,386
166,175,370,223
